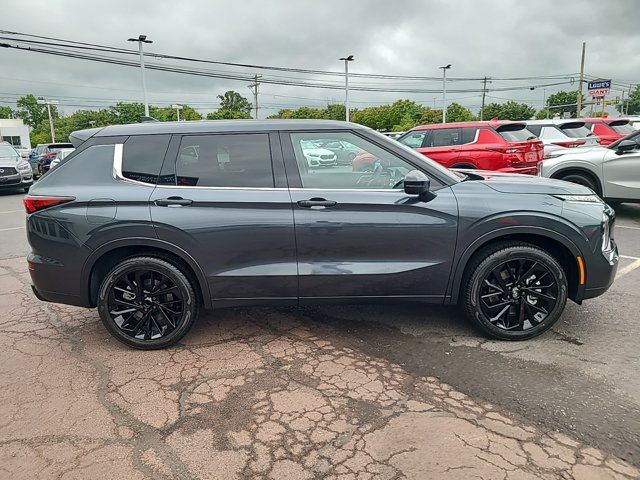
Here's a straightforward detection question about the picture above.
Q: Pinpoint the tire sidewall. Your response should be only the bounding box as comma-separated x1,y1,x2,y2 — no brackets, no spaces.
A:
468,247,568,340
97,257,196,349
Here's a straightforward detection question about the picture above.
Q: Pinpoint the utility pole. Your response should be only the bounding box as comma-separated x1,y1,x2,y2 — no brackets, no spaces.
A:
439,64,452,123
127,34,153,117
626,84,633,115
339,55,354,122
480,76,490,121
172,104,183,121
37,99,59,142
248,74,261,119
576,42,586,117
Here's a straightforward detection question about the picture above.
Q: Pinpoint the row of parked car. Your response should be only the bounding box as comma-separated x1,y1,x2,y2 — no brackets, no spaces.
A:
0,141,75,192
390,116,640,204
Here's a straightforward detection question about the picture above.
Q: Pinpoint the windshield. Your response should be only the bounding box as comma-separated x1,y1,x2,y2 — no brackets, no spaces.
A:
608,130,640,149
0,145,19,158
496,124,536,142
558,122,593,138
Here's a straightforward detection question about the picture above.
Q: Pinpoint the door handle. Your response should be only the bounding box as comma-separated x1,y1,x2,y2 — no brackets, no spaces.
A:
297,198,337,208
155,196,193,207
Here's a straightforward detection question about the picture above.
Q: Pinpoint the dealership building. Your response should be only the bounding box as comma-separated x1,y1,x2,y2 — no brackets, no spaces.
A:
0,119,31,149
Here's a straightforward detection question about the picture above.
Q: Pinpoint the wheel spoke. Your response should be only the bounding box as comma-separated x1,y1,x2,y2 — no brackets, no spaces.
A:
113,298,142,310
489,304,510,323
154,285,180,297
518,298,526,328
522,288,556,302
157,306,176,328
483,279,504,293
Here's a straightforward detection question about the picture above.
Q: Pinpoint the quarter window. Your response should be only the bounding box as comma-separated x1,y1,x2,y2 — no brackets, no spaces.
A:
176,134,273,187
461,128,478,144
290,132,415,190
122,135,171,184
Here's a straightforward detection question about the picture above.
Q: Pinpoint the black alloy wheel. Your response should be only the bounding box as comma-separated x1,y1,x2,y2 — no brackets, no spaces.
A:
464,242,568,340
98,257,198,349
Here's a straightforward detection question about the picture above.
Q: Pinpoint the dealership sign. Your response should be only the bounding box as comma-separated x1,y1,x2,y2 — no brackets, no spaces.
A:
588,79,611,98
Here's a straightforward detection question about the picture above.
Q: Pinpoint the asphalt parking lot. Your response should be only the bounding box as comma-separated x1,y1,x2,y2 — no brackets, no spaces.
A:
1,189,639,479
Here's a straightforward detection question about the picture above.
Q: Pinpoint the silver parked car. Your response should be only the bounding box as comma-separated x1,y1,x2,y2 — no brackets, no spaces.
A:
525,120,599,157
538,130,640,204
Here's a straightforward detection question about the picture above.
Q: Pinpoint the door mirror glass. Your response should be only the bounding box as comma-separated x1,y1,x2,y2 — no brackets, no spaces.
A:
615,139,637,154
404,170,431,195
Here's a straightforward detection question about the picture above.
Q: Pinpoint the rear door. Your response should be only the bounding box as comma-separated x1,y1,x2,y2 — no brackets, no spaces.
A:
603,132,640,200
283,129,459,302
150,131,297,306
418,128,461,167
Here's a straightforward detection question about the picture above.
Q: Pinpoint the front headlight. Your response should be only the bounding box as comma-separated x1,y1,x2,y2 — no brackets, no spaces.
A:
17,161,31,171
552,194,603,203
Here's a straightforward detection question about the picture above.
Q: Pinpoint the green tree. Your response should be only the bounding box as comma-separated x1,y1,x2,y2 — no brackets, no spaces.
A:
325,103,346,120
217,91,252,115
206,109,252,120
446,103,475,122
417,108,443,125
480,103,503,120
0,106,13,119
535,108,551,120
547,91,583,118
16,94,54,128
152,105,202,122
481,101,535,121
617,85,640,115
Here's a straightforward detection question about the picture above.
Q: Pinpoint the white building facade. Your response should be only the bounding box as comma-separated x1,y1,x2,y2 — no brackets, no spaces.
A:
0,119,31,149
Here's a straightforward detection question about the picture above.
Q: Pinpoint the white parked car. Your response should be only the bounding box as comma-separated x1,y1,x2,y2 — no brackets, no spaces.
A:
300,140,337,167
525,120,599,157
622,115,640,130
538,130,640,204
48,148,75,170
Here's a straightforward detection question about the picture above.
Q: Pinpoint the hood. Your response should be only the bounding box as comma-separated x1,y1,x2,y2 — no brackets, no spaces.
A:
0,157,20,168
303,148,335,156
551,145,606,156
461,170,593,195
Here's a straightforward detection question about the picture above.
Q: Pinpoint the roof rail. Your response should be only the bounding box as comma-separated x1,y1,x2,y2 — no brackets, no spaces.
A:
140,116,159,123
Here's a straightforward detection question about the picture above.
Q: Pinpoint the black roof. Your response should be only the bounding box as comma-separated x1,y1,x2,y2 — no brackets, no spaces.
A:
70,119,367,147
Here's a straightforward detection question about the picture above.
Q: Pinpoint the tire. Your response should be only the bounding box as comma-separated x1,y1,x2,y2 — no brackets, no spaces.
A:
97,256,198,349
463,242,568,340
558,172,600,196
23,187,30,193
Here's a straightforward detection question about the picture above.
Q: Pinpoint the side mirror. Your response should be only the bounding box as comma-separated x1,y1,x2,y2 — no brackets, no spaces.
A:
404,170,431,196
615,139,636,155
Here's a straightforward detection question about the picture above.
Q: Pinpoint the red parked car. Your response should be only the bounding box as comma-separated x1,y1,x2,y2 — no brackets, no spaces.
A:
385,121,544,175
582,118,635,146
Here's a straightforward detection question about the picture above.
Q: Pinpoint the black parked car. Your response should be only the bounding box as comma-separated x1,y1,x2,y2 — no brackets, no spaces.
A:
25,120,618,349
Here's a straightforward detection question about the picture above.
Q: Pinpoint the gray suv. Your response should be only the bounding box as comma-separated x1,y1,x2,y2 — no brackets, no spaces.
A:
26,120,618,349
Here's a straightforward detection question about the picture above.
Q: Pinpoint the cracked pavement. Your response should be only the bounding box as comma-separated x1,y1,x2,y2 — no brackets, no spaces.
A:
1,255,639,480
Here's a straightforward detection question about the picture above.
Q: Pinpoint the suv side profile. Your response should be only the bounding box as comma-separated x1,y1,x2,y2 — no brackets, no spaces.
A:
583,118,635,145
525,120,600,157
396,121,543,174
26,120,617,349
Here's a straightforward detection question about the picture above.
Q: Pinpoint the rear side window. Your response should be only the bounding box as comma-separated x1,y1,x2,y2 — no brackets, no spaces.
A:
495,124,535,142
175,134,273,188
426,128,461,147
461,127,477,144
609,121,635,135
122,135,171,184
398,130,427,148
526,125,543,136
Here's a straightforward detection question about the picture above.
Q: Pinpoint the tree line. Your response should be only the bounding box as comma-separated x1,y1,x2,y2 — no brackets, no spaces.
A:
1,86,638,145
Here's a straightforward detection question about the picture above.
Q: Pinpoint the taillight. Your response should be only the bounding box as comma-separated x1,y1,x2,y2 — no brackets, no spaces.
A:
24,195,75,214
551,140,586,148
487,146,519,154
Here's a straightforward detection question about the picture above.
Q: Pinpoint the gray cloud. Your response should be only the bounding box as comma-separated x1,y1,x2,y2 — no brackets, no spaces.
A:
1,0,637,117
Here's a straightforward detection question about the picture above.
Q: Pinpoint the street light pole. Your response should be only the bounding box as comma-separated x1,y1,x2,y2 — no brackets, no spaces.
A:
37,99,59,142
439,64,451,123
172,104,183,121
128,34,153,117
339,55,354,122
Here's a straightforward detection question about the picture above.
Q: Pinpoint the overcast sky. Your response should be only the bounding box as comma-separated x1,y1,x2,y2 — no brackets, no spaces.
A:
1,0,638,118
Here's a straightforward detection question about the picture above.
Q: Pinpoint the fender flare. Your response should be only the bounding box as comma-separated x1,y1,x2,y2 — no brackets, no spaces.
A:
446,225,585,304
81,237,212,309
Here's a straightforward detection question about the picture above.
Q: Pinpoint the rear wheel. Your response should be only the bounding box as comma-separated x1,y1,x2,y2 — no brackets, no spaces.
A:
557,172,600,196
463,242,568,340
97,256,198,349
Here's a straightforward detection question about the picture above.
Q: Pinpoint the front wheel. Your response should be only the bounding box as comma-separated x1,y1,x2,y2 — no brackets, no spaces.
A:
97,256,198,349
463,242,568,340
557,172,600,196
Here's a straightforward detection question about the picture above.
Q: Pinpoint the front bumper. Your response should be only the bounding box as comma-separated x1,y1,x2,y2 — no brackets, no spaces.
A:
0,174,33,189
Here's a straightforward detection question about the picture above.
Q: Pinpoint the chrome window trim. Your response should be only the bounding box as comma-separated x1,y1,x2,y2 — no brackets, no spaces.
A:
112,143,158,188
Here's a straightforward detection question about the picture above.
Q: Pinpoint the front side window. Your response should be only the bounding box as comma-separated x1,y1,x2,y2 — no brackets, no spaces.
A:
426,128,461,147
290,132,415,190
398,130,427,148
122,135,171,184
496,124,535,142
176,134,273,187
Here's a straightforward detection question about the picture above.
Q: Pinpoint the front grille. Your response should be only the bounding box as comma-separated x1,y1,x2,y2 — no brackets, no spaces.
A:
0,167,17,176
320,154,334,160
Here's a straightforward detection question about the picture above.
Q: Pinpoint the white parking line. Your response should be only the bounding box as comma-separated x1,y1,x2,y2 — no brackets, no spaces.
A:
0,210,24,214
0,226,24,232
617,225,640,231
617,255,640,279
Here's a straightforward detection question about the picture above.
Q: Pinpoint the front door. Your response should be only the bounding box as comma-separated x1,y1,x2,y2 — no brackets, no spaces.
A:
603,136,640,200
150,132,297,306
418,128,461,168
282,130,459,303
